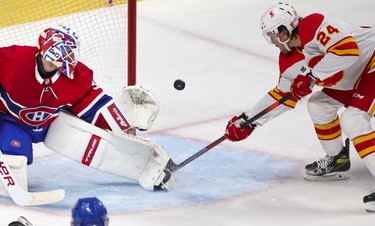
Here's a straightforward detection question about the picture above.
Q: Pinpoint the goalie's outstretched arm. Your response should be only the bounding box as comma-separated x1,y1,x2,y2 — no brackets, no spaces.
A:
93,85,160,134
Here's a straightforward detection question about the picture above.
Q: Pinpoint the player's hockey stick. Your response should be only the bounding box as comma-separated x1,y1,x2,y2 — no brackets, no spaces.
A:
0,151,65,206
167,92,294,172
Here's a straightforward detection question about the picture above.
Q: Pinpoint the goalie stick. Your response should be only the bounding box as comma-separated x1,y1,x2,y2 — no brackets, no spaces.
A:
0,151,65,206
166,92,293,172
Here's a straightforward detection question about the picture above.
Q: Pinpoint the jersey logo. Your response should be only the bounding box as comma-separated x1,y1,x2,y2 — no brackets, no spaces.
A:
353,93,365,99
11,140,21,148
19,106,58,127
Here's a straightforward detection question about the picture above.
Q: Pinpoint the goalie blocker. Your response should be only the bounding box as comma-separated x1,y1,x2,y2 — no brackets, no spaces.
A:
44,110,175,191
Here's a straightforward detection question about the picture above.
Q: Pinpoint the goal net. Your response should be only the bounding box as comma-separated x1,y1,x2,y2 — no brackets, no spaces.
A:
0,0,136,98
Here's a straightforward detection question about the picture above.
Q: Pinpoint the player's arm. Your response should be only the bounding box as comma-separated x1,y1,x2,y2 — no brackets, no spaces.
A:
225,51,304,141
71,82,159,134
248,49,304,125
248,80,298,126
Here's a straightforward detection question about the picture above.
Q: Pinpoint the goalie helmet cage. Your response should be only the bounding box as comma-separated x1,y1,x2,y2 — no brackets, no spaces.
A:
0,0,137,97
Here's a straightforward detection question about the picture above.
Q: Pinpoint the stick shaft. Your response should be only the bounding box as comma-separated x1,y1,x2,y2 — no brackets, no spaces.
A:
168,92,293,172
240,92,293,127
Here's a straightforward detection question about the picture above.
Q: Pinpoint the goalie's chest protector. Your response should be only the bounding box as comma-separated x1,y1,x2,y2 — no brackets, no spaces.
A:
0,45,104,128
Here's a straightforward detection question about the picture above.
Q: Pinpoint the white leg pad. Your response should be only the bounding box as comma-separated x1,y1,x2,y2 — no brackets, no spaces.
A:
139,145,173,191
44,111,174,191
0,155,28,197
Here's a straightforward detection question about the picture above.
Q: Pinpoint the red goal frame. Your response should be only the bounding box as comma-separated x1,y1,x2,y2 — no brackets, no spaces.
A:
128,0,136,86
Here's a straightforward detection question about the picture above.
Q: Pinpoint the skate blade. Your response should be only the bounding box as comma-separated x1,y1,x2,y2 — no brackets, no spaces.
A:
304,172,349,181
365,201,375,213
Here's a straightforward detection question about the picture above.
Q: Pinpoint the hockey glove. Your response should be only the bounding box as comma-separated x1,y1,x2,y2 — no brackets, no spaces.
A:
225,113,254,142
291,70,316,100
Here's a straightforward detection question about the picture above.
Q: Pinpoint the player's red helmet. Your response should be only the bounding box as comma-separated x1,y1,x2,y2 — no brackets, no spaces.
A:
38,25,80,79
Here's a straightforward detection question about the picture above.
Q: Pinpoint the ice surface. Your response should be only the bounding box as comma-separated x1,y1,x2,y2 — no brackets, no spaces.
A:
1,0,375,225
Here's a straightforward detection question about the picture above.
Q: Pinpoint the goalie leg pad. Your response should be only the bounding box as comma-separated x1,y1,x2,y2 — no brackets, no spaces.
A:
139,145,175,191
0,154,28,197
44,111,174,190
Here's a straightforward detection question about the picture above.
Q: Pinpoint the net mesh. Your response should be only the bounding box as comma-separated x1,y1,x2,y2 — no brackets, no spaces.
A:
0,0,129,97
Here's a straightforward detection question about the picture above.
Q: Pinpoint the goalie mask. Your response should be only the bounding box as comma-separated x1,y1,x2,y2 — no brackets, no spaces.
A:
260,2,300,48
38,25,80,79
71,197,109,226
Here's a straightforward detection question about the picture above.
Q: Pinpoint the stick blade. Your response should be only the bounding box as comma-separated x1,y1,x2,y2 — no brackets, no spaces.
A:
26,189,65,206
13,188,65,206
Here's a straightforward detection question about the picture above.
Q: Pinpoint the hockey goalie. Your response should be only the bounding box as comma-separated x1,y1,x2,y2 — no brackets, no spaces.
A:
44,86,175,192
0,25,174,206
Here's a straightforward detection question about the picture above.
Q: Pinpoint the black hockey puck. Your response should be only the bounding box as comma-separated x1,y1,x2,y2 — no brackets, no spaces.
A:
174,79,185,90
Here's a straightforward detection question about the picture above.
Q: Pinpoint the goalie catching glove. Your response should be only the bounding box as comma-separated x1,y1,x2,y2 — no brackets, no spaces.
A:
115,85,160,131
225,113,255,142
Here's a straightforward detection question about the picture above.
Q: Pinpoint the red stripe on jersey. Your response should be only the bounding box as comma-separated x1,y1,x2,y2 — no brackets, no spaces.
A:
307,55,324,68
279,48,304,74
299,13,325,49
363,52,375,74
315,71,344,87
306,54,345,87
82,134,101,166
268,88,297,108
327,37,359,56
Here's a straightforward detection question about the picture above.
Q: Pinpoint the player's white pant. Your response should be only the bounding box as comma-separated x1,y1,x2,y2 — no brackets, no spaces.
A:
307,91,345,156
341,106,375,176
44,111,174,191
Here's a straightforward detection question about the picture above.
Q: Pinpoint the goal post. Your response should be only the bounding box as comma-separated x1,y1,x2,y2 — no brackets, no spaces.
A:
127,0,137,86
0,0,136,97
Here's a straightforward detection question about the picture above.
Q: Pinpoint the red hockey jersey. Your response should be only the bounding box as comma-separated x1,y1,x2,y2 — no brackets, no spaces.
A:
0,45,113,128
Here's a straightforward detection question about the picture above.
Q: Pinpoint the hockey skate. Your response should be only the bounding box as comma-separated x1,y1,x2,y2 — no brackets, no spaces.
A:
304,138,350,181
155,169,175,191
8,216,33,226
363,189,375,213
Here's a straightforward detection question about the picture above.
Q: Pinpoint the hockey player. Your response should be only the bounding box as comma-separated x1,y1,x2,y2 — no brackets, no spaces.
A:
225,3,351,180
0,25,174,202
226,2,375,212
71,197,109,226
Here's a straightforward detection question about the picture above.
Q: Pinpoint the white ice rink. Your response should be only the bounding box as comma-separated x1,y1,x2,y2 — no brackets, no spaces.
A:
1,0,375,225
